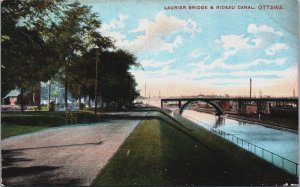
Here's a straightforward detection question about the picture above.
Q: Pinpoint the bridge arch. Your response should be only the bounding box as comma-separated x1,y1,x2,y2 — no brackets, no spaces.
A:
179,100,225,116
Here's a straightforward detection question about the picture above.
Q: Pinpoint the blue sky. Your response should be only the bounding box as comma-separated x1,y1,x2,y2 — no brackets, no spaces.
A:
79,0,298,97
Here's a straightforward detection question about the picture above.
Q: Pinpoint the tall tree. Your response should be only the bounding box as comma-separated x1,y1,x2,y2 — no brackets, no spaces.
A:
48,2,112,109
99,49,141,107
2,0,141,111
1,0,64,111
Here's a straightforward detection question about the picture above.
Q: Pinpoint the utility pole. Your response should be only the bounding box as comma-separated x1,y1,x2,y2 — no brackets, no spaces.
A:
250,78,252,100
94,48,99,117
259,89,262,98
293,88,295,97
48,80,52,111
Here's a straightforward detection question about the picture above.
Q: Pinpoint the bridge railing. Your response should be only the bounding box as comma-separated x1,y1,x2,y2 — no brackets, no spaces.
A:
185,115,298,176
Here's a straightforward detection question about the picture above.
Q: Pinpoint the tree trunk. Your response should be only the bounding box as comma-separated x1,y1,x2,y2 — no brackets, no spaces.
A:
101,84,104,108
106,100,110,108
64,81,68,110
95,97,97,108
100,80,104,108
48,82,52,111
78,85,82,110
88,97,91,108
20,88,24,112
30,91,33,106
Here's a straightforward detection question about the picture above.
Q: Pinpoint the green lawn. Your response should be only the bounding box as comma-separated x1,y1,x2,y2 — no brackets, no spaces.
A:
1,109,297,185
2,124,51,139
93,112,297,186
1,111,94,139
1,109,140,139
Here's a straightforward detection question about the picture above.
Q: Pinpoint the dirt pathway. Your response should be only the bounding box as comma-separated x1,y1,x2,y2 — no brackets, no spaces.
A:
2,117,143,185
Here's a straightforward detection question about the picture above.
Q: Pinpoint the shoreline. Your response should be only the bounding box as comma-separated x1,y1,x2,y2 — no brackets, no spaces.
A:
226,115,298,134
189,107,298,132
226,114,298,133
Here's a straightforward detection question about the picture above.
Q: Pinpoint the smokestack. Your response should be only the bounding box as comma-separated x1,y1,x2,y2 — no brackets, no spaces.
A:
259,89,262,98
293,88,295,97
145,83,146,98
250,78,252,99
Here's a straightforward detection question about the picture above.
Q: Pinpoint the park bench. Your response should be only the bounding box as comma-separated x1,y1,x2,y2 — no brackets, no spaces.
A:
65,109,78,124
25,106,39,111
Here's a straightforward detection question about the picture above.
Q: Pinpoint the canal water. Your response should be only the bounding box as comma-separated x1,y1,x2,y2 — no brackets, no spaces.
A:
182,110,299,175
182,110,298,163
140,99,298,174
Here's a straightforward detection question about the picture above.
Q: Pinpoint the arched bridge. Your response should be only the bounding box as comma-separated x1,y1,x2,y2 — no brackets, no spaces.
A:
180,100,225,115
161,96,298,116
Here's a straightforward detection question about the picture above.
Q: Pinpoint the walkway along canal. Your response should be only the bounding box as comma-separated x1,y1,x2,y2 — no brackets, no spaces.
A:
177,110,298,176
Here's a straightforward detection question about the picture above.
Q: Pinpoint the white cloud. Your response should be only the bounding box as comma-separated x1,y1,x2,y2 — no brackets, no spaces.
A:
246,58,287,66
101,12,200,53
140,59,175,68
186,18,199,34
215,24,284,56
134,58,287,82
187,58,287,72
215,33,263,54
189,49,201,58
213,32,263,68
103,31,126,42
247,24,283,36
102,14,128,31
202,23,287,75
266,43,288,55
130,65,181,80
99,14,128,44
132,66,297,97
186,68,289,81
160,35,183,52
130,13,200,35
234,69,286,77
188,50,210,60
126,12,200,52
217,35,251,50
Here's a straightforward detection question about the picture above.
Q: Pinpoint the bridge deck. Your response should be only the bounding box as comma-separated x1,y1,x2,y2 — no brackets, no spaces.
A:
161,97,298,102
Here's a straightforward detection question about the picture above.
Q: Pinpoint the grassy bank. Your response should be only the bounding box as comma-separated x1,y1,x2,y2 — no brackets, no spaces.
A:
1,111,95,139
1,108,148,139
93,111,297,186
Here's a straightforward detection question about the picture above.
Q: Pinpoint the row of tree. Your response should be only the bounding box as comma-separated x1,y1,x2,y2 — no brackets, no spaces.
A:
2,0,141,111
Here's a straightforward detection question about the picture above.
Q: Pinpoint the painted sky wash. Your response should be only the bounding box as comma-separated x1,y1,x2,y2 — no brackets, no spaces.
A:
75,0,298,97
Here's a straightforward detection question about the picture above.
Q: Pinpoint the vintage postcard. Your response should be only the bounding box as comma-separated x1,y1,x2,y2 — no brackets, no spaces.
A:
1,0,298,186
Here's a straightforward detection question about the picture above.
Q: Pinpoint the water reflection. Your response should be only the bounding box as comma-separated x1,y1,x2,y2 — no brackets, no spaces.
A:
214,116,225,128
238,121,247,126
182,110,298,163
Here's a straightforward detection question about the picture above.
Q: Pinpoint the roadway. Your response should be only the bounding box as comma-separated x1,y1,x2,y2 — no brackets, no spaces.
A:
2,112,149,185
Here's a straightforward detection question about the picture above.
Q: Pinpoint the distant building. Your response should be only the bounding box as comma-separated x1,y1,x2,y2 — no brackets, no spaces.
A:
218,100,231,111
242,104,257,114
2,89,20,105
2,89,40,106
195,102,211,108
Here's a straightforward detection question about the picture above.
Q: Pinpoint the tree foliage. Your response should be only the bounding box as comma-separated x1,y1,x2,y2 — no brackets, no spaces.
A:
100,50,140,107
1,0,64,110
1,0,141,110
